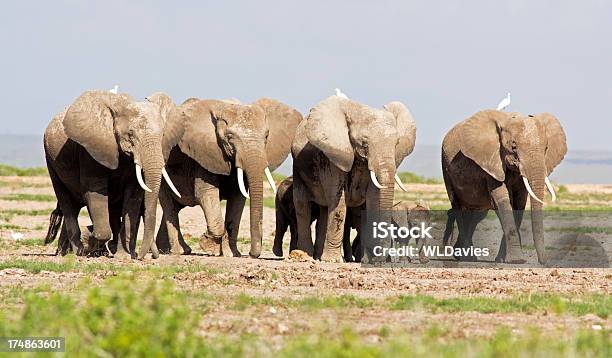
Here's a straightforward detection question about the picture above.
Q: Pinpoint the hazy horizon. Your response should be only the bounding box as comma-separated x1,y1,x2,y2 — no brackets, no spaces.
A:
1,1,611,152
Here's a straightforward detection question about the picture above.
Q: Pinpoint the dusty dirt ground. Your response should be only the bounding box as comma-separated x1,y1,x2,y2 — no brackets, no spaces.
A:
0,176,610,344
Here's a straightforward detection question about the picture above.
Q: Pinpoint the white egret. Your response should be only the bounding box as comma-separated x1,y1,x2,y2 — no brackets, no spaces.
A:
109,85,119,94
496,92,511,111
335,88,348,99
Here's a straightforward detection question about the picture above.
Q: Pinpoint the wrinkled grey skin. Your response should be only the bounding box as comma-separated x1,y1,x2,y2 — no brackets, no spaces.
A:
147,94,302,257
43,90,174,259
441,110,567,264
272,176,363,262
292,96,417,262
390,201,431,264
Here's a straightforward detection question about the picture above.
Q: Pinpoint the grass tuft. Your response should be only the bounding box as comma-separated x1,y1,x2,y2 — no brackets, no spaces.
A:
0,164,48,177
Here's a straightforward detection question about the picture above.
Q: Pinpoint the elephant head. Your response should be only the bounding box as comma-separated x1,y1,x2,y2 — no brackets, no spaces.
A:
303,96,416,211
164,98,302,257
445,110,567,263
63,90,181,259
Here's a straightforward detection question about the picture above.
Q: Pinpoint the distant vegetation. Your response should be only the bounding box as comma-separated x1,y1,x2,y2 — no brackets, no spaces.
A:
0,164,47,177
397,171,442,184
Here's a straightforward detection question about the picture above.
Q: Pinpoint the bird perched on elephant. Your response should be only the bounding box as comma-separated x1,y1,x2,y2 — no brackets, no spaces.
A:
441,110,566,264
43,90,182,259
146,93,302,257
292,96,416,262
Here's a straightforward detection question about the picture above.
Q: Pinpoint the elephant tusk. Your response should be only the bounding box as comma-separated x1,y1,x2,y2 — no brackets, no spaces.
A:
135,164,153,193
522,176,544,205
545,176,556,202
370,171,386,189
237,167,249,199
264,167,277,195
162,167,181,198
394,173,408,192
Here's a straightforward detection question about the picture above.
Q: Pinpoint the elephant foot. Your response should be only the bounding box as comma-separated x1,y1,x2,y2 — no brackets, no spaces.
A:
320,249,343,263
418,255,430,264
181,244,192,255
220,232,232,257
502,246,526,264
199,233,222,256
272,244,283,257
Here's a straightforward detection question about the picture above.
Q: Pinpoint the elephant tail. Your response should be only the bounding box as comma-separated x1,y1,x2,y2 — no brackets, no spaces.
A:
442,209,455,247
44,204,63,245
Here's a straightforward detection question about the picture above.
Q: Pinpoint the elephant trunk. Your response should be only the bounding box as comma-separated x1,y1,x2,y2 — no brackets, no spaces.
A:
243,153,265,258
524,154,547,265
373,159,396,212
137,136,164,259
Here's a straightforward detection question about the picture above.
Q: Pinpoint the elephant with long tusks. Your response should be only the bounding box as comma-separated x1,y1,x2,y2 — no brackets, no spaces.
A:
441,110,567,265
146,93,301,257
43,90,182,259
291,96,417,262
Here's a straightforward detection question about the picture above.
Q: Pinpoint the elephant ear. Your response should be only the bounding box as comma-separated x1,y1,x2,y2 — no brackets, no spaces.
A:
63,91,129,170
384,101,416,167
534,113,567,174
145,93,183,160
179,100,231,175
457,110,505,182
305,96,354,172
254,98,302,171
162,106,185,161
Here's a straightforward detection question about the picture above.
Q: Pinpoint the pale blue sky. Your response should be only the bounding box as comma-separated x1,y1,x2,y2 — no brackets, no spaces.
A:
1,1,610,150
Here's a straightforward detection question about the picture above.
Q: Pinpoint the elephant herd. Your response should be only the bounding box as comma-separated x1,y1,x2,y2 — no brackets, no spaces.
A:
43,90,567,265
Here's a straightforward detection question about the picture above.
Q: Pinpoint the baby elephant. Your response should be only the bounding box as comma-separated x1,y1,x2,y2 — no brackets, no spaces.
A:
272,176,361,260
272,177,319,257
391,200,431,264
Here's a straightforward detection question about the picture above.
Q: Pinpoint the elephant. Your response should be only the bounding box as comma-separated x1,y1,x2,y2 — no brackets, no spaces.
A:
272,176,365,262
292,96,417,262
441,110,567,264
43,90,182,259
146,93,302,257
390,200,431,264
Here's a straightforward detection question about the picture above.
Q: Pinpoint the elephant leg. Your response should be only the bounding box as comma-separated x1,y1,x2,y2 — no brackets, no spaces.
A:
195,176,228,256
321,183,347,263
107,203,122,257
158,187,186,255
511,189,528,247
47,165,84,255
342,214,353,262
314,206,328,260
293,175,314,256
121,186,143,258
81,167,112,253
224,189,246,257
289,220,298,252
454,210,485,261
272,208,290,257
491,184,525,264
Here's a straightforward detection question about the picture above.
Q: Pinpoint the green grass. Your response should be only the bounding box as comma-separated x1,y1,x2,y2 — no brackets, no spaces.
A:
1,276,609,357
0,223,25,230
0,164,48,177
0,258,226,277
397,171,442,184
0,208,53,221
390,293,611,318
277,326,610,358
271,172,287,182
245,196,276,208
1,193,56,202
